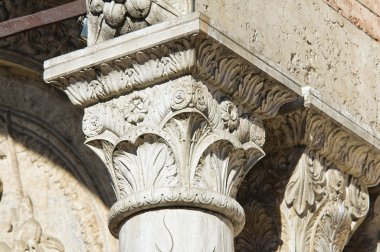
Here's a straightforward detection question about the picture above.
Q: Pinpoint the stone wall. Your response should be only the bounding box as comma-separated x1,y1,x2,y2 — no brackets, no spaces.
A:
324,0,380,41
195,0,380,142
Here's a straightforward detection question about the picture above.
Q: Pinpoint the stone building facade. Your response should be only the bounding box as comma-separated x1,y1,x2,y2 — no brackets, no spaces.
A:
0,0,379,251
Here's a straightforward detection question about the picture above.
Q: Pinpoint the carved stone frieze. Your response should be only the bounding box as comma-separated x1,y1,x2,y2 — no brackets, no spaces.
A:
86,0,193,45
267,109,380,187
0,106,117,251
50,33,296,119
0,196,65,252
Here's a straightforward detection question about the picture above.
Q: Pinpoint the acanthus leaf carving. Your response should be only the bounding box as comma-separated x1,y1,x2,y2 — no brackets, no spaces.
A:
310,202,352,252
246,109,376,252
284,149,325,217
113,135,179,197
235,201,280,252
74,74,267,236
50,34,297,119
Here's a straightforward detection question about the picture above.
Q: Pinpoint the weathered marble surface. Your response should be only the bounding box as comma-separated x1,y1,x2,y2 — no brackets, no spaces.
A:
44,12,380,252
0,68,117,251
195,0,380,144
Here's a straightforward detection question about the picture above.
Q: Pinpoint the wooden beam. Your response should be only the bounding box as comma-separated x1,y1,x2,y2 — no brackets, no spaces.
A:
0,0,87,38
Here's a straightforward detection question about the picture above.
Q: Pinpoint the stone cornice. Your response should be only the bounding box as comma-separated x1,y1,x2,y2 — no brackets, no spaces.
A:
44,12,380,153
44,13,297,120
266,108,380,187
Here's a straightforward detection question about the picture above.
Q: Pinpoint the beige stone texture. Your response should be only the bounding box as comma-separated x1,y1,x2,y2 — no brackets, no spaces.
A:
195,0,380,143
324,0,380,41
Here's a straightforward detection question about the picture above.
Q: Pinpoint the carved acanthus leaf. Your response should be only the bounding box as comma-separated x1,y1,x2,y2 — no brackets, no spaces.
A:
284,149,325,216
267,109,380,187
193,141,246,196
77,75,267,237
113,135,179,197
311,202,352,252
235,201,280,252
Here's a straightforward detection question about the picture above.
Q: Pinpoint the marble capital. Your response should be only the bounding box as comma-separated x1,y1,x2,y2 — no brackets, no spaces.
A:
43,11,380,252
44,13,298,251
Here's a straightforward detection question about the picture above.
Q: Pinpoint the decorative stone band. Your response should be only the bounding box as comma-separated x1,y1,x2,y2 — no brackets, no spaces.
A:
46,15,297,119
266,109,380,187
108,187,245,237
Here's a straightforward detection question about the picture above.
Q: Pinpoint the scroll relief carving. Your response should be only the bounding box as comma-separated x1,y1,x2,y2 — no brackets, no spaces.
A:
82,75,269,236
87,0,194,44
235,109,379,252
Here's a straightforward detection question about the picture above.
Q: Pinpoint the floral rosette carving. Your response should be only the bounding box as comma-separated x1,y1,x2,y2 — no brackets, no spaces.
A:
122,91,149,125
83,109,105,137
169,79,209,112
220,101,239,132
170,81,193,110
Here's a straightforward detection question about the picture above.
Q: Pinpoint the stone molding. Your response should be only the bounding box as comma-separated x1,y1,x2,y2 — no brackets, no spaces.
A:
108,187,245,237
48,33,296,119
267,109,380,187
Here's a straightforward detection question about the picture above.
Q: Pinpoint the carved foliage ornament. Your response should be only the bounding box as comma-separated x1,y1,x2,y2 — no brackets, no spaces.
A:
50,34,297,120
280,149,369,252
235,108,377,252
267,109,380,187
82,75,266,236
87,0,194,44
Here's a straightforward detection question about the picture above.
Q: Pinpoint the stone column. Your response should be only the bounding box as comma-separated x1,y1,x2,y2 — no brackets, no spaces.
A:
43,13,296,251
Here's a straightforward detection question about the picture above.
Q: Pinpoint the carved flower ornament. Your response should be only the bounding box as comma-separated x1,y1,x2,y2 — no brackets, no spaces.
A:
123,92,148,124
171,78,209,111
220,101,239,131
83,110,104,137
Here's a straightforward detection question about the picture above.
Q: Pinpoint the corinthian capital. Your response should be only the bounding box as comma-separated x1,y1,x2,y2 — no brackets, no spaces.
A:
44,14,297,250
84,74,268,236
